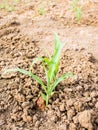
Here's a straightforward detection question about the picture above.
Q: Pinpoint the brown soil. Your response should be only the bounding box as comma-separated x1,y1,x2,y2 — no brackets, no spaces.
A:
0,0,98,130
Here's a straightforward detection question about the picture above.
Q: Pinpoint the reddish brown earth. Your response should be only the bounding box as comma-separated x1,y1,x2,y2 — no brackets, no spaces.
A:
0,0,98,130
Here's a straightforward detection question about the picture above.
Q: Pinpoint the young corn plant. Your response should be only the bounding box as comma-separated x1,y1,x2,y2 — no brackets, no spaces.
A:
3,33,73,106
71,0,82,21
38,7,45,15
0,0,20,12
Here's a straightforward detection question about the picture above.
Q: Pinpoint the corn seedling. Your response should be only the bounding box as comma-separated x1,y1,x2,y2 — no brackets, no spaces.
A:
38,7,45,15
38,0,46,15
0,0,20,12
71,0,82,21
3,33,73,106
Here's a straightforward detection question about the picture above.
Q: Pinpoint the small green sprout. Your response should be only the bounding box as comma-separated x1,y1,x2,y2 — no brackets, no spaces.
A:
0,4,4,10
38,7,45,15
0,0,20,12
71,0,82,21
3,33,73,106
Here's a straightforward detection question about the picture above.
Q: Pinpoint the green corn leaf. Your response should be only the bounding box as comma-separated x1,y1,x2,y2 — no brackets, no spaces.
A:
3,68,47,93
0,4,4,9
30,57,51,90
29,57,43,72
48,62,55,82
4,4,9,11
49,72,74,94
54,32,61,51
54,33,65,61
43,57,51,66
48,33,65,82
8,5,14,12
31,57,43,65
29,57,51,72
39,7,45,15
41,92,47,101
76,7,82,21
3,68,20,74
42,62,50,88
53,60,59,80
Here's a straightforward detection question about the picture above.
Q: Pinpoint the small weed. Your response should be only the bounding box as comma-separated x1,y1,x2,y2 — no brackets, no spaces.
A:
3,33,74,106
0,4,4,10
38,7,45,15
0,0,20,12
71,0,82,21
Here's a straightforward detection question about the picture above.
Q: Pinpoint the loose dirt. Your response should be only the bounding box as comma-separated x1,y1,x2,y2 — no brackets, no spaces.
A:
0,0,98,130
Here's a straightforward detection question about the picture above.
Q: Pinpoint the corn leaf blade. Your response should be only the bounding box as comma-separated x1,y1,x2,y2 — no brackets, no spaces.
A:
29,57,43,72
41,92,47,101
49,72,74,94
3,68,47,92
48,33,65,82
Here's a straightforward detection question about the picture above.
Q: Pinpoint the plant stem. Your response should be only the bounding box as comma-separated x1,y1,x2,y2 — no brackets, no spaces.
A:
46,95,49,106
